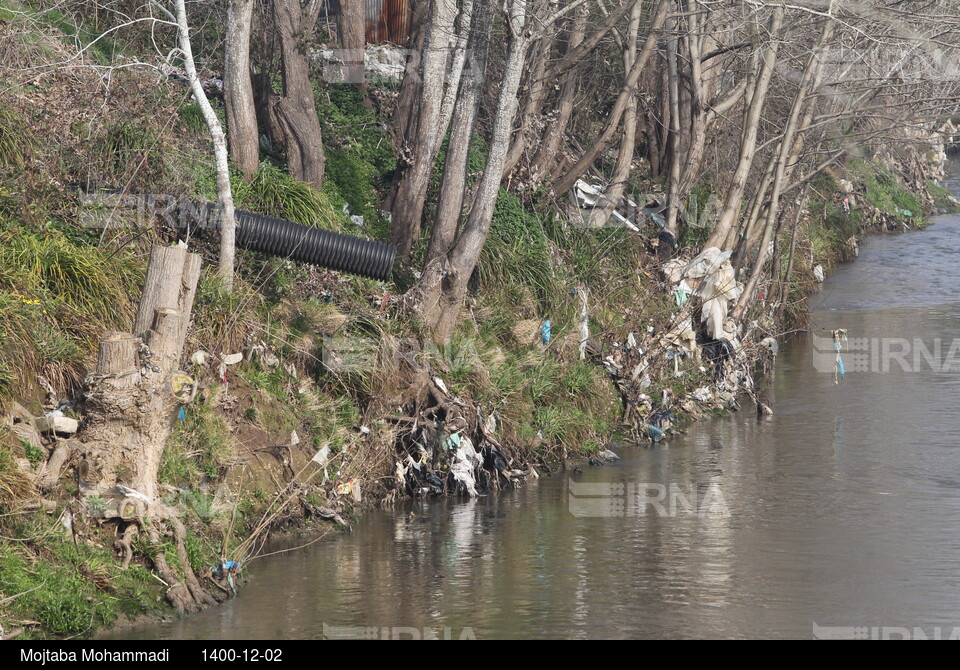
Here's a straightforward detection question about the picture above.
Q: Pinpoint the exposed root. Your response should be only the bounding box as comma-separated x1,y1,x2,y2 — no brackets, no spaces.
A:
146,526,194,613
138,506,217,612
116,523,137,570
165,515,217,608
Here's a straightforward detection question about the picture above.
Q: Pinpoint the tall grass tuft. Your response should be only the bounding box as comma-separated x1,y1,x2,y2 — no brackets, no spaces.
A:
479,189,563,317
98,119,165,187
0,103,32,169
191,269,263,355
0,444,34,508
0,230,141,403
1,232,140,322
233,162,343,230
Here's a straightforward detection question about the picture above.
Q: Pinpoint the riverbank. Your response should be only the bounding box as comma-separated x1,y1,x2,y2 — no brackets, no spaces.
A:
2,12,959,638
121,207,960,638
4,150,952,639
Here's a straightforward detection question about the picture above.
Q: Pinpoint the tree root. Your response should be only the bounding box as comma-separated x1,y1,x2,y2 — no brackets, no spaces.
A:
110,510,221,612
147,526,195,613
37,439,75,491
140,508,217,612
208,576,233,601
116,523,137,570
165,515,217,608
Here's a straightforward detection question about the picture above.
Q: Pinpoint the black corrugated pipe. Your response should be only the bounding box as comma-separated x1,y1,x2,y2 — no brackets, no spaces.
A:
234,210,396,281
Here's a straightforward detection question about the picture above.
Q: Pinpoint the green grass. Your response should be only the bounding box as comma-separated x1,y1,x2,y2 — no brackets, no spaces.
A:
849,159,924,222
22,440,44,466
477,189,564,318
0,530,169,637
233,162,344,230
159,391,236,487
179,101,207,135
0,230,141,400
0,103,32,168
244,365,290,401
1,231,138,319
316,84,396,240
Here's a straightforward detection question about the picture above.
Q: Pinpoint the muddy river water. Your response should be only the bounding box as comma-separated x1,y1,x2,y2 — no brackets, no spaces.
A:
118,166,960,640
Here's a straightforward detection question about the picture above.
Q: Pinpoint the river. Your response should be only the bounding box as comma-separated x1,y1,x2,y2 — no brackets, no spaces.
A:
117,164,960,640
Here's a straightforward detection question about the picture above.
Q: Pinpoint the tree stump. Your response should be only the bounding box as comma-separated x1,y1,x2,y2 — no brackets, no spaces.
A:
80,243,202,507
75,243,216,611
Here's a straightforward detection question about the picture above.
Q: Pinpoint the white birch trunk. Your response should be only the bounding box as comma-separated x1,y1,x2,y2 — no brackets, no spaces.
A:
173,0,237,291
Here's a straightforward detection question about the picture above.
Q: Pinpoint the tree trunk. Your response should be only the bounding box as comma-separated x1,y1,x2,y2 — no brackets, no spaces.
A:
389,0,459,258
425,0,492,266
704,7,784,251
734,156,776,266
414,0,529,342
502,28,554,179
737,22,832,268
97,332,140,376
79,242,217,613
381,0,430,212
390,0,430,156
531,5,587,181
541,0,639,81
273,0,326,189
551,0,669,198
588,0,643,227
340,0,367,89
664,0,747,240
224,0,258,181
437,0,475,136
642,82,666,179
664,12,682,234
732,16,832,320
82,244,201,508
172,0,238,291
777,185,807,318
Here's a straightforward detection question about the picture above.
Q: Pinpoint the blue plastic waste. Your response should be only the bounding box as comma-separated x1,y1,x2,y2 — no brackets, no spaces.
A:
834,338,845,379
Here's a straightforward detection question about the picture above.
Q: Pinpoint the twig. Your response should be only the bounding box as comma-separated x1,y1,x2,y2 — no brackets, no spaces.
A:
148,571,170,587
0,582,45,605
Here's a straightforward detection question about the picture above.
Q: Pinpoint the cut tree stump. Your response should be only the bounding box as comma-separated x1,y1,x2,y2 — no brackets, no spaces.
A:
97,332,140,378
76,242,217,611
79,243,202,507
